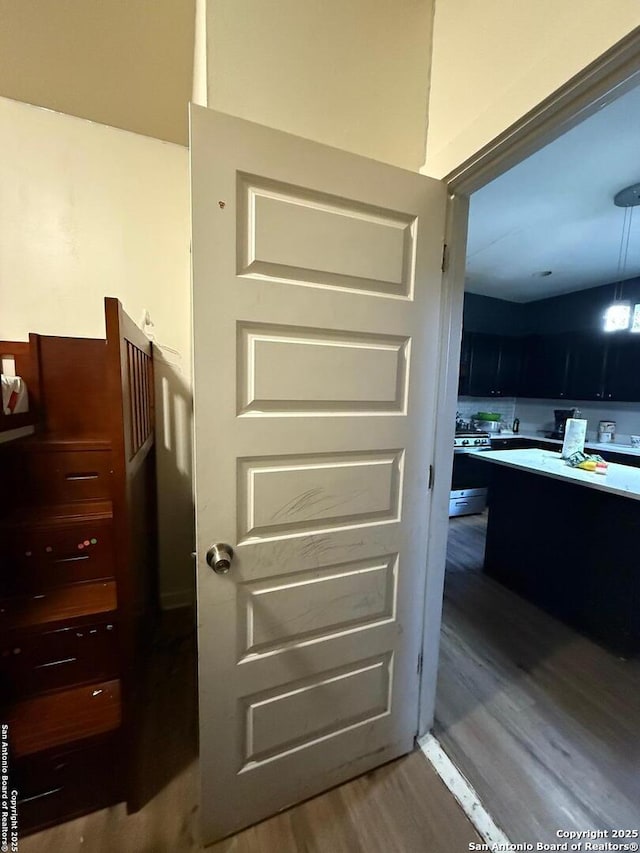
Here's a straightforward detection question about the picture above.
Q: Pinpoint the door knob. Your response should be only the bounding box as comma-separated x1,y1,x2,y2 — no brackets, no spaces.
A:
206,543,234,574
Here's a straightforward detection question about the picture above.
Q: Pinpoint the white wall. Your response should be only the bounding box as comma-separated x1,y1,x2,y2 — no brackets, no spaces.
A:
206,0,434,171
192,0,208,106
0,96,194,608
425,0,640,177
0,0,194,146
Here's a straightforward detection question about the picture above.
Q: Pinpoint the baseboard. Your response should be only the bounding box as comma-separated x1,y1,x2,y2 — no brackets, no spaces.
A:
160,588,195,610
418,732,510,848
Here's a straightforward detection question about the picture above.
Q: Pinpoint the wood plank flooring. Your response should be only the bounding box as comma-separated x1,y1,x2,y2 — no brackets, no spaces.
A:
436,513,640,844
20,610,480,852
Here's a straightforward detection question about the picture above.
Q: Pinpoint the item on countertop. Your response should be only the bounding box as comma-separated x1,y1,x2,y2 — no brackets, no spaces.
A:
598,420,616,443
471,417,502,434
561,418,587,459
475,412,501,421
549,407,580,440
630,434,640,448
565,450,608,474
512,418,520,434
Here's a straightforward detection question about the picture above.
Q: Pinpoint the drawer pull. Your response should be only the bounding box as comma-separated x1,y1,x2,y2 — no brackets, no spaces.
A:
53,555,90,564
35,657,77,670
65,472,99,481
19,787,63,805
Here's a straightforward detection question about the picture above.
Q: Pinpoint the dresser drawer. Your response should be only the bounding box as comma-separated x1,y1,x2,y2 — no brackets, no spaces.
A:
2,518,115,594
14,734,121,834
26,450,113,504
1,619,119,698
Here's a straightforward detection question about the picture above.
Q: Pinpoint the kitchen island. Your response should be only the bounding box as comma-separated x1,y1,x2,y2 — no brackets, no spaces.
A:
474,448,640,656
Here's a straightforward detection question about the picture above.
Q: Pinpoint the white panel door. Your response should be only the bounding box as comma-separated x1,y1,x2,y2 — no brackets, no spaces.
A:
191,106,447,843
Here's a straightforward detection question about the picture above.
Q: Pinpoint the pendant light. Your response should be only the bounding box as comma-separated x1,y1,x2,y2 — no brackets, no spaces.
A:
604,182,640,332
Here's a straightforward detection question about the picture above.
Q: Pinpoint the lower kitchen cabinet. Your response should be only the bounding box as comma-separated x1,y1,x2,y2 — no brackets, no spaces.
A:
490,438,537,450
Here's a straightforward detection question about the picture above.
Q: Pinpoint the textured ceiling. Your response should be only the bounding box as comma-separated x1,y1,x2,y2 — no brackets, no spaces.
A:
466,83,640,303
0,0,195,145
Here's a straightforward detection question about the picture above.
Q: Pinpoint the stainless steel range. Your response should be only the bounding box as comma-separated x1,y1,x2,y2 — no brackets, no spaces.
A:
450,431,492,517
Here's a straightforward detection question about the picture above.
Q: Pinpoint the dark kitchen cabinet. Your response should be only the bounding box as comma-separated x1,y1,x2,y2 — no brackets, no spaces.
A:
497,336,522,396
463,333,522,397
520,331,640,402
589,448,640,467
566,333,608,401
458,331,472,395
520,334,571,399
467,333,500,396
458,326,640,403
603,336,640,402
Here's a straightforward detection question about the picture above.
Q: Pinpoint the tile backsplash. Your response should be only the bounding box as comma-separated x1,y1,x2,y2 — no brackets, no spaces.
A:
457,397,516,428
457,396,640,443
514,398,640,444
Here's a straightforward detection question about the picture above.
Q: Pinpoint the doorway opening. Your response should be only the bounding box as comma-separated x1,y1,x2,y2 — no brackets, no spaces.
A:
435,71,640,844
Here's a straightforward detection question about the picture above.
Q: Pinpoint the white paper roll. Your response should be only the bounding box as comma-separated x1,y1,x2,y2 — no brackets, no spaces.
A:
561,418,587,459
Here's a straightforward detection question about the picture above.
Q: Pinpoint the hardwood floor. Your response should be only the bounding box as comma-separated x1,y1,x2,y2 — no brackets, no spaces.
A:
436,512,640,844
20,609,480,852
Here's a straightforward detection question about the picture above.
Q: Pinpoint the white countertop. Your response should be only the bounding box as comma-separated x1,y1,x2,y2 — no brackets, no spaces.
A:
474,448,640,501
493,433,640,458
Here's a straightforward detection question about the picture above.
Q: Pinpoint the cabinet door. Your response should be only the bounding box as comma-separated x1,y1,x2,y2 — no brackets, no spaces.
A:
458,331,471,396
567,333,608,401
496,336,522,396
520,334,571,399
604,336,640,402
467,333,501,396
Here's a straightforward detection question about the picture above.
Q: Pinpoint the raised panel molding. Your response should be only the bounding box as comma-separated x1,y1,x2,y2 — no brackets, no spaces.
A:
240,653,393,769
236,173,417,299
237,450,405,543
237,553,399,659
237,322,411,417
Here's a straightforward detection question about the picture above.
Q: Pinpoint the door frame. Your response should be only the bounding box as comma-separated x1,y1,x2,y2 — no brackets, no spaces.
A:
419,25,640,733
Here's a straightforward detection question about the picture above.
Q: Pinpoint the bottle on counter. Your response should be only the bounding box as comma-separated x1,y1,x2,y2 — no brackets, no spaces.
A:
512,418,520,434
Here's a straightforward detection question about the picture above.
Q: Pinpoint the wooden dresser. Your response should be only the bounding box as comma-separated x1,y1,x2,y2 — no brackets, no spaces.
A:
0,298,157,834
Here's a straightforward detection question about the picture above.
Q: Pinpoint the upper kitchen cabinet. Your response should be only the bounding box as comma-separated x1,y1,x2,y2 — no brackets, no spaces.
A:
497,335,523,396
603,336,640,402
467,333,499,396
564,332,640,402
520,334,572,399
464,333,522,397
513,332,640,402
566,333,608,401
458,331,472,395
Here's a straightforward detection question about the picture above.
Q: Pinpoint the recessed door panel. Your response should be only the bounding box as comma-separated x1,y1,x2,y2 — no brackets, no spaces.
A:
242,654,392,767
237,322,410,416
237,173,416,298
238,450,404,541
238,553,398,658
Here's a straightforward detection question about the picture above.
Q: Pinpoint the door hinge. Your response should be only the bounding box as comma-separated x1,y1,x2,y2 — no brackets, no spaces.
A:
417,652,423,677
428,464,434,490
441,242,449,273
